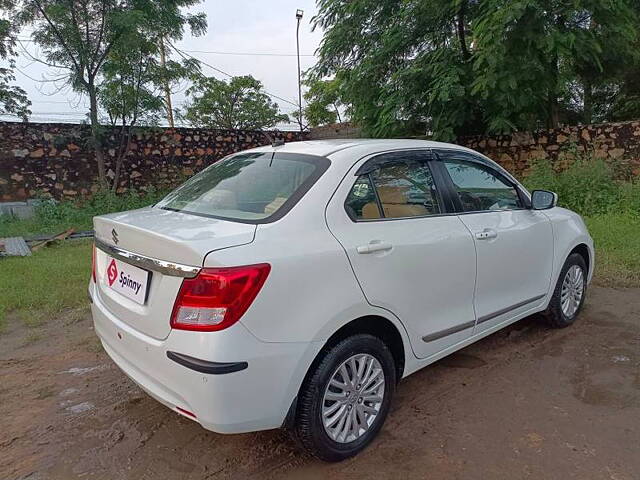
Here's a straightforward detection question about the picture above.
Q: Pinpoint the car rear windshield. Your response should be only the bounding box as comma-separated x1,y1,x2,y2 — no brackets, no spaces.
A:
156,151,331,223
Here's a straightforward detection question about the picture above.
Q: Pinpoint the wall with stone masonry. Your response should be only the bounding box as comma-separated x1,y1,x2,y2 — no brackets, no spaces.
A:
307,120,640,180
457,120,640,179
0,122,307,201
308,122,362,140
3,120,640,202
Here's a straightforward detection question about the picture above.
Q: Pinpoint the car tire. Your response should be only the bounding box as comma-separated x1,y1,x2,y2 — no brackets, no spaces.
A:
543,253,588,328
293,334,396,462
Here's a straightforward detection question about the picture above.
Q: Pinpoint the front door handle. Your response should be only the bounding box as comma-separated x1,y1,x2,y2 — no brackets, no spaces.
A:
475,228,498,240
357,241,393,254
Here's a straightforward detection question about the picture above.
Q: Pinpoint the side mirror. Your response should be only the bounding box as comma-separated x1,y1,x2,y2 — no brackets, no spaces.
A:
531,190,558,210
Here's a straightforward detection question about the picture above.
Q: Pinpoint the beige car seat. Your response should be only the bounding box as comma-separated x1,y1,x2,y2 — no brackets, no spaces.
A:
362,186,428,219
264,197,288,215
200,189,238,210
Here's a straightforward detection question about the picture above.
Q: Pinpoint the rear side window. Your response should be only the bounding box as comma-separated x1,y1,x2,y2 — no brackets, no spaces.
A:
345,175,381,220
443,159,523,212
346,156,441,220
156,152,330,223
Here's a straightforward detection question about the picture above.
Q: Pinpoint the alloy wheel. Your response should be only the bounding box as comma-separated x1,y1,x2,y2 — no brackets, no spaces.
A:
321,353,385,443
561,264,585,318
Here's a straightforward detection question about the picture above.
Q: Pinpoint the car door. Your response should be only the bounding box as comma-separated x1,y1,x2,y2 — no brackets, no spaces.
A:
433,149,554,333
325,149,477,359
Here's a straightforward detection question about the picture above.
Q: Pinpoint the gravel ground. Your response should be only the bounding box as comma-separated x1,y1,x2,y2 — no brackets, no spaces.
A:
1,286,639,480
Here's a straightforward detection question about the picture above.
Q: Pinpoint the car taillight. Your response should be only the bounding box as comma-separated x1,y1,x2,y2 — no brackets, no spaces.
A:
91,243,97,283
170,263,271,332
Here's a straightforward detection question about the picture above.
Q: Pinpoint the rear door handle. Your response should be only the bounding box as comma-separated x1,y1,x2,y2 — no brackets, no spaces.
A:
475,228,498,240
357,241,393,254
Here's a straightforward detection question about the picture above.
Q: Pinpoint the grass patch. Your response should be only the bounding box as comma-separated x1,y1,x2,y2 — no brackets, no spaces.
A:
524,155,640,218
585,214,640,287
0,189,168,238
0,239,92,329
524,152,640,287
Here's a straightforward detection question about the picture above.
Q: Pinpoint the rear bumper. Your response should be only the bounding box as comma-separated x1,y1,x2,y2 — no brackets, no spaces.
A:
89,283,320,434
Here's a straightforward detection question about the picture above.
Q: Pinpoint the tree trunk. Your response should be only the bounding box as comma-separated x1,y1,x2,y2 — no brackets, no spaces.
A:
112,125,133,193
334,103,342,123
88,78,107,190
548,52,560,129
583,78,593,125
456,0,470,61
548,14,565,129
159,36,175,128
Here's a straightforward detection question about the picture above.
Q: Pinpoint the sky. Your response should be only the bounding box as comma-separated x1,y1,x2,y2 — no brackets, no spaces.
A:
3,0,323,129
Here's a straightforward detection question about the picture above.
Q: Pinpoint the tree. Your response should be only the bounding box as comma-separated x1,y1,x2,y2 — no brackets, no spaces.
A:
598,0,640,122
181,75,289,130
0,2,31,119
472,0,638,131
311,0,639,139
17,0,206,189
311,0,484,139
302,75,350,127
98,31,198,191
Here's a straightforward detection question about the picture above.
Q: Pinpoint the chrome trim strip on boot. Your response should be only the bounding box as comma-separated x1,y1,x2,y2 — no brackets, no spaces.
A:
95,238,201,278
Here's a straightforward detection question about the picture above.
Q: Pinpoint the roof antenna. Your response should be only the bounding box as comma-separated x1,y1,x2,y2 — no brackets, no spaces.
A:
258,128,286,148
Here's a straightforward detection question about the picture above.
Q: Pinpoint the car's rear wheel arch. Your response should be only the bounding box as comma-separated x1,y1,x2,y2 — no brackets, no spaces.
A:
282,315,406,432
316,315,405,383
289,327,400,460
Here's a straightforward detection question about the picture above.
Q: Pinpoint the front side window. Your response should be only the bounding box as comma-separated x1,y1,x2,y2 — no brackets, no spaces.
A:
156,152,329,222
443,159,522,212
346,157,441,220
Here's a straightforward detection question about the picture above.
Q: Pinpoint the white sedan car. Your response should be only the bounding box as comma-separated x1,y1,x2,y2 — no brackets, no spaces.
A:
89,139,594,461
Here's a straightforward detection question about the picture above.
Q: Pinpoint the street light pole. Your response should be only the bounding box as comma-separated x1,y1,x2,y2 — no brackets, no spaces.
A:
295,9,304,132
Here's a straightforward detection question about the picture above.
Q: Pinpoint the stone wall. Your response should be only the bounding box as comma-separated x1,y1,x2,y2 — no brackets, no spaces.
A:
3,120,640,202
311,120,640,179
308,122,362,140
457,120,640,178
0,122,306,201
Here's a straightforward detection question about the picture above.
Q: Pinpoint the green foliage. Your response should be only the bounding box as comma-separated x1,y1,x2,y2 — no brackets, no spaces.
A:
99,36,200,128
312,0,640,139
181,75,289,130
0,62,31,120
473,0,638,130
523,153,640,217
0,189,169,237
303,75,349,127
522,149,640,286
0,15,14,59
0,8,31,119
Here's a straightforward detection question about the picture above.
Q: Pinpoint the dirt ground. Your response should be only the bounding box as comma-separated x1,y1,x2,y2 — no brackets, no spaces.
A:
1,286,639,480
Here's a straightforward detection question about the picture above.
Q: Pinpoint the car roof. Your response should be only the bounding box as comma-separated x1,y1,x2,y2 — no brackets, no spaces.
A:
245,138,476,158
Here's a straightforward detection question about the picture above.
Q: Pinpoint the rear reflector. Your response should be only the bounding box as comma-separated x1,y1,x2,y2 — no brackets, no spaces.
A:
91,243,97,283
170,263,271,332
176,406,196,418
